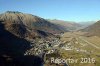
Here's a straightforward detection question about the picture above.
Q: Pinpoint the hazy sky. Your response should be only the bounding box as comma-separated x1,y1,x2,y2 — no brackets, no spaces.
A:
0,0,100,22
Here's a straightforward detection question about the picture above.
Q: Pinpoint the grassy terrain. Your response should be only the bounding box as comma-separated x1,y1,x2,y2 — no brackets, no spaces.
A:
59,32,100,66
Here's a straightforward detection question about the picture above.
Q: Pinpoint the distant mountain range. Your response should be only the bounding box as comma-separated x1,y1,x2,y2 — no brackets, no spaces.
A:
81,20,100,37
79,21,96,28
47,19,82,31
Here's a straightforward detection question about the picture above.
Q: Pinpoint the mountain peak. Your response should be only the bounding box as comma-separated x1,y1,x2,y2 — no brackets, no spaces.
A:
5,11,22,14
0,11,64,39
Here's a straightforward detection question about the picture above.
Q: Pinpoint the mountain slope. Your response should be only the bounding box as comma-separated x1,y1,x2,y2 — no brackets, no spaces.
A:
0,11,64,35
48,19,82,31
81,20,100,37
0,11,63,66
0,21,43,66
0,21,31,56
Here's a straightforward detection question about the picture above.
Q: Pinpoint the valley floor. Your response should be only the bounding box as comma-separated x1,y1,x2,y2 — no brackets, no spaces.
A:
44,31,100,66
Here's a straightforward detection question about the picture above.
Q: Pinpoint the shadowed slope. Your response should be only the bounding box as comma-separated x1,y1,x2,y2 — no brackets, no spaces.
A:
0,21,31,56
0,21,43,66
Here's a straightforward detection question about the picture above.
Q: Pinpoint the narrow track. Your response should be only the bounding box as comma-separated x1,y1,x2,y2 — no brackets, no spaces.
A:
78,36,100,49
